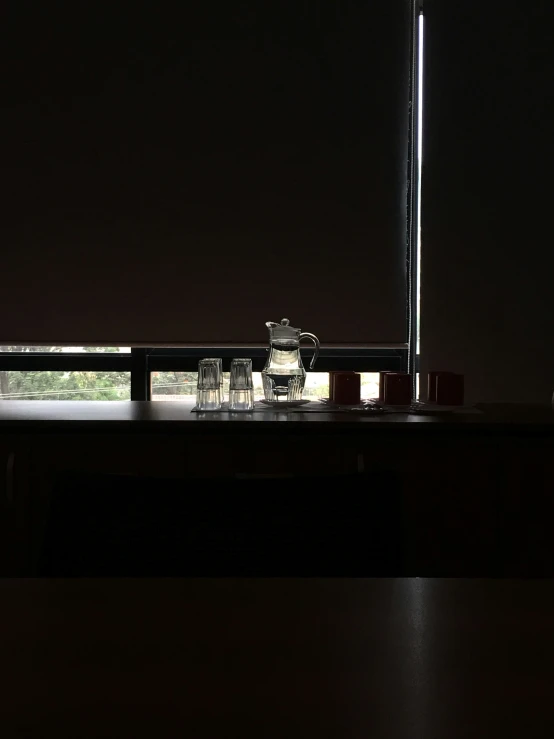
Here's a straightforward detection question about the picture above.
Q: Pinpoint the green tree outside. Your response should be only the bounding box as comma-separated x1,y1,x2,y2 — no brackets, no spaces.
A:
0,347,130,400
151,372,197,396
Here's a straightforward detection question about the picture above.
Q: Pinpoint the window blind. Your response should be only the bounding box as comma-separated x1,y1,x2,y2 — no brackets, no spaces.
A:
2,2,411,347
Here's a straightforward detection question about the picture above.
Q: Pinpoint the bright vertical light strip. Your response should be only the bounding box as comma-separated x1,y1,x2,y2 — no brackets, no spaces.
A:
416,12,424,355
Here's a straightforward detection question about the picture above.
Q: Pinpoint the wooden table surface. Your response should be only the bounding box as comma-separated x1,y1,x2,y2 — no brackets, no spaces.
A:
0,400,552,434
1,578,553,738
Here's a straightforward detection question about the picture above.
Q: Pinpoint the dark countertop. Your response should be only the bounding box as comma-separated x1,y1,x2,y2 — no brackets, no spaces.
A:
1,578,553,738
0,400,552,434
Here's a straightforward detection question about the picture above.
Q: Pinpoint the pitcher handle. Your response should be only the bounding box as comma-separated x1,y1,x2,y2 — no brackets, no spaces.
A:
299,332,320,370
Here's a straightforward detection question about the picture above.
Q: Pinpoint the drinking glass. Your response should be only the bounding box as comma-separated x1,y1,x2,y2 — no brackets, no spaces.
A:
229,358,255,411
204,357,224,404
196,359,222,410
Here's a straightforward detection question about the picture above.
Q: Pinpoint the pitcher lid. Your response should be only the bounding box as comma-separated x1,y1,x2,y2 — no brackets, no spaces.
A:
266,318,300,340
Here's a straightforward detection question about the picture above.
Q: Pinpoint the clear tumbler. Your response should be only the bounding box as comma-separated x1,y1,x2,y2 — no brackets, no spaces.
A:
204,357,224,405
196,359,222,411
228,358,255,411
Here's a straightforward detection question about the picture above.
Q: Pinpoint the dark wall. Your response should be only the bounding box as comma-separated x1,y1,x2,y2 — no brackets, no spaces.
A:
421,1,554,402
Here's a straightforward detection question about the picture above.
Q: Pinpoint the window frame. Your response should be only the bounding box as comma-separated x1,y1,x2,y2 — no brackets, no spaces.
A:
0,348,407,401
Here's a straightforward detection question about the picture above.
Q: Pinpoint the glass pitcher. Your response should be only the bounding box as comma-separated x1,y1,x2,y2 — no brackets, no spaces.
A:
261,318,320,401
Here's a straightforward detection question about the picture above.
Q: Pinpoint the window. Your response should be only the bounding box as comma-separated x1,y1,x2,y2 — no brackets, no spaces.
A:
0,348,133,401
0,3,420,394
0,371,130,400
0,347,402,402
151,372,381,402
0,347,130,353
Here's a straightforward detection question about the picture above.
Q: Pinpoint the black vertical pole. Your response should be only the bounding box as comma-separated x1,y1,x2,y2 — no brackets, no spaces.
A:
407,0,423,396
130,348,150,400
